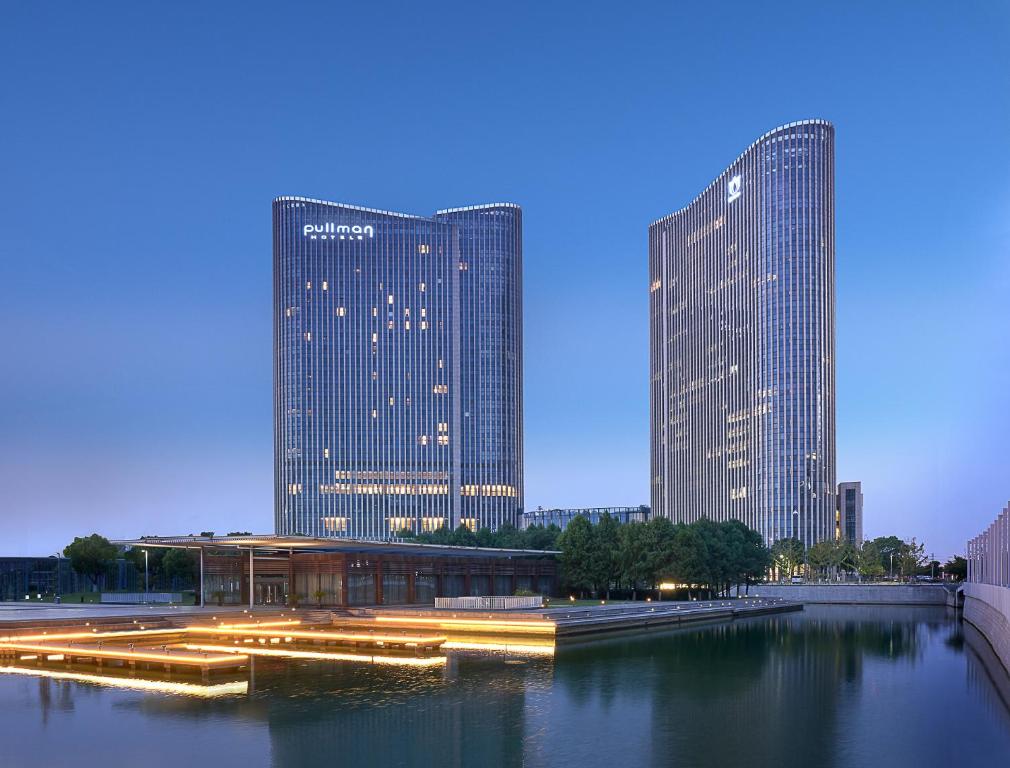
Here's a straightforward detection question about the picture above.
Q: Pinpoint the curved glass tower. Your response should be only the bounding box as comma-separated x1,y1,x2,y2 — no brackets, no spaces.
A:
273,198,522,539
649,120,836,547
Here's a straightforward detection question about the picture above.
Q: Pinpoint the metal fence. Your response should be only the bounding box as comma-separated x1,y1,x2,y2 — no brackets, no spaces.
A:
100,592,183,604
967,501,1010,587
434,595,543,610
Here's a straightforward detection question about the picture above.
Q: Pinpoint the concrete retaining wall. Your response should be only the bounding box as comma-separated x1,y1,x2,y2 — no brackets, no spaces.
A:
963,583,1010,674
746,584,950,605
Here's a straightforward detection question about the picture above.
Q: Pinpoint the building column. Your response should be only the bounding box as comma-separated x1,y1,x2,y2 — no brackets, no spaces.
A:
287,549,295,606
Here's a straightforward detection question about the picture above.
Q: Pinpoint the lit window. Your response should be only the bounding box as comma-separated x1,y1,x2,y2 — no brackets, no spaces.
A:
404,321,411,330
322,281,328,291
306,281,312,290
437,422,448,433
418,435,429,446
418,244,430,254
336,307,346,317
323,448,329,459
433,384,448,394
437,435,449,446
372,307,378,317
371,332,378,343
388,295,394,304
371,409,377,418
304,331,311,342
419,282,426,292
420,308,426,318
420,321,427,330
389,397,395,406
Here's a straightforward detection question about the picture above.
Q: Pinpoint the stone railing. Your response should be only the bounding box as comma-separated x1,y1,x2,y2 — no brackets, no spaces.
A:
434,595,543,610
967,501,1010,587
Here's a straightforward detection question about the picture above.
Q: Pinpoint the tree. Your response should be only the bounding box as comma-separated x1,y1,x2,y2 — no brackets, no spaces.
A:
896,538,927,580
855,540,886,580
161,548,197,583
63,534,118,590
771,538,805,579
645,517,680,598
869,536,905,577
494,523,524,550
594,513,621,599
449,524,477,547
722,520,769,594
806,540,835,581
669,522,707,598
617,521,650,600
557,515,597,597
943,556,967,581
523,524,561,551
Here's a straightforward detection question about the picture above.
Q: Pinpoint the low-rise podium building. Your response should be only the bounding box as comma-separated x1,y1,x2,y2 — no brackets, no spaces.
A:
119,535,557,607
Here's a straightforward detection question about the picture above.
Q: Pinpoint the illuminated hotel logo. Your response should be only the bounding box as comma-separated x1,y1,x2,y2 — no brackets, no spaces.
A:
727,174,742,203
303,223,375,241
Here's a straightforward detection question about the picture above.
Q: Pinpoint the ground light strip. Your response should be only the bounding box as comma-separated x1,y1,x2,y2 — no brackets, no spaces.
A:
186,626,446,645
0,666,248,697
183,643,447,667
0,642,247,667
370,616,556,634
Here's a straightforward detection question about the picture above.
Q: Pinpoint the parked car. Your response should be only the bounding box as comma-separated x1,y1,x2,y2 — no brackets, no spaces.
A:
790,576,805,584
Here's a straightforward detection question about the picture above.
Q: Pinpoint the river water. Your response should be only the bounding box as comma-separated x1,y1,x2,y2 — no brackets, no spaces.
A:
0,605,1007,767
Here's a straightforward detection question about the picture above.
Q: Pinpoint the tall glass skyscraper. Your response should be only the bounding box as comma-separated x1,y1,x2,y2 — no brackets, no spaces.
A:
273,198,522,539
649,120,836,547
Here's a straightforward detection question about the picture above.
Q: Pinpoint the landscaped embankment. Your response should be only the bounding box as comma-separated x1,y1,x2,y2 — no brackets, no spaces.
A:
746,583,950,605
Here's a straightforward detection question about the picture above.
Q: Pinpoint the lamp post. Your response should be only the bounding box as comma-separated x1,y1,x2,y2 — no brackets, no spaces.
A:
143,549,149,601
890,552,895,580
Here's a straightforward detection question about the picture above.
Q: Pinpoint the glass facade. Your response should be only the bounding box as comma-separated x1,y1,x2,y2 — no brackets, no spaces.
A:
837,481,863,545
273,198,522,538
649,120,836,547
521,505,651,530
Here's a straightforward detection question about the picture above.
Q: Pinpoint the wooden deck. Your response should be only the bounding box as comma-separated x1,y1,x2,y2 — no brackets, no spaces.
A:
0,640,248,673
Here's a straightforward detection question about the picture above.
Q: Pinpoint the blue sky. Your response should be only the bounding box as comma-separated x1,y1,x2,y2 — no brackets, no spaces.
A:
1,1,1007,559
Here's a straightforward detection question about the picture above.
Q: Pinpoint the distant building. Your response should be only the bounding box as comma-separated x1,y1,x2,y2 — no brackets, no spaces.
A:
520,506,651,530
273,198,523,539
650,120,837,547
836,482,863,545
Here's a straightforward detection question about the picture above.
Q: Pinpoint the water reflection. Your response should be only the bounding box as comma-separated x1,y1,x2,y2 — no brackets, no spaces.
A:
1,606,1009,768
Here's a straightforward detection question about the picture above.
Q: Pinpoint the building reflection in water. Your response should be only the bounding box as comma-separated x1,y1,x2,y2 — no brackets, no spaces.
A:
3,607,1010,768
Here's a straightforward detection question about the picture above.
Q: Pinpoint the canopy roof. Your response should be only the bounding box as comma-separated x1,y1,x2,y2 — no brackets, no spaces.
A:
114,534,558,560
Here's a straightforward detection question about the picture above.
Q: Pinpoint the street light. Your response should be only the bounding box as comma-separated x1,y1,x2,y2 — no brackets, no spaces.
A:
143,549,149,600
890,552,895,580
